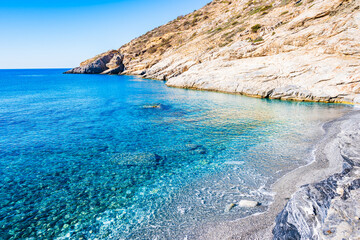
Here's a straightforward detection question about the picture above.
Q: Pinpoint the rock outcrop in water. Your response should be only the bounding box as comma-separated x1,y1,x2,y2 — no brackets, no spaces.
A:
66,0,360,104
273,113,360,240
65,50,124,74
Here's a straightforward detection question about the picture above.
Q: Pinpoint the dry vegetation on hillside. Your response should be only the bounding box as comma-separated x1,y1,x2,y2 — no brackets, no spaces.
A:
118,0,318,76
69,0,360,104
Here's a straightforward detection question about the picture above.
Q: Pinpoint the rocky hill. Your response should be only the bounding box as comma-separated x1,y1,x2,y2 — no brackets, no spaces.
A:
66,0,360,103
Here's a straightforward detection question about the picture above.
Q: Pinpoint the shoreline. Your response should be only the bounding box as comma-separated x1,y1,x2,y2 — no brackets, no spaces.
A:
164,84,359,106
60,71,359,238
64,71,360,105
191,109,360,239
131,74,360,105
273,109,360,239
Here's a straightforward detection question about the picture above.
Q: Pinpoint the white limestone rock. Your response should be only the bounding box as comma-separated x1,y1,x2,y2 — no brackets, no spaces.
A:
238,200,260,208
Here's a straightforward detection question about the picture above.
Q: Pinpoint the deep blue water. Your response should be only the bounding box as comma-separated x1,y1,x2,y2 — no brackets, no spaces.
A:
0,69,352,239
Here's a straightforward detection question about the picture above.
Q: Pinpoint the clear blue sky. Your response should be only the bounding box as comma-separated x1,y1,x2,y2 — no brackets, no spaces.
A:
0,0,210,69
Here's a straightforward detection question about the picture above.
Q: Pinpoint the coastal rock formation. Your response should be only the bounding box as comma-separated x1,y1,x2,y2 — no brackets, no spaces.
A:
66,0,360,104
273,113,360,240
65,50,124,74
166,52,360,103
102,54,125,74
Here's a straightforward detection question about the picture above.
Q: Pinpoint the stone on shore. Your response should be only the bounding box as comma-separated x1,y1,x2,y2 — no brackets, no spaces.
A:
225,203,236,212
238,200,260,208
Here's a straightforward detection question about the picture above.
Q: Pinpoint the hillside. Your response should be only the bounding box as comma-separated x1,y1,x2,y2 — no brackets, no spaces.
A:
66,0,360,103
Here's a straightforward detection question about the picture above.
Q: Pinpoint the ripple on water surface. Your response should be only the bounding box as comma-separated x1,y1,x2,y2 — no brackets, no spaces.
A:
0,69,352,239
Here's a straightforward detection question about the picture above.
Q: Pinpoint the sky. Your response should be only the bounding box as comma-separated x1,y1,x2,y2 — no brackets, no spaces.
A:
0,0,210,69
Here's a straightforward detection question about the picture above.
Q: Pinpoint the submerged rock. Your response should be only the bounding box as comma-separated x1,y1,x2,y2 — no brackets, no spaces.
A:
142,104,162,109
111,152,164,166
186,144,207,154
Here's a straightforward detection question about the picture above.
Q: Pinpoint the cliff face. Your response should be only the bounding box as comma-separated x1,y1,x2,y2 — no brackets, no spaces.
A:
66,0,360,103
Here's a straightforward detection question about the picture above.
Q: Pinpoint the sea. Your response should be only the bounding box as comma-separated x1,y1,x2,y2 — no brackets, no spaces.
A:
0,69,352,239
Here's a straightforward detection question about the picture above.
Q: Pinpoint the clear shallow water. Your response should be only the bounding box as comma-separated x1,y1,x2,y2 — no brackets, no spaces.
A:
0,69,352,239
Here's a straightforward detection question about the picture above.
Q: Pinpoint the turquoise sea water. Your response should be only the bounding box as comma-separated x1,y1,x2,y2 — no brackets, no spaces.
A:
0,69,352,239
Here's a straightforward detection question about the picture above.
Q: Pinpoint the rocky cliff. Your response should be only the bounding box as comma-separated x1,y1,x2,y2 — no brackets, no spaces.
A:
66,0,360,104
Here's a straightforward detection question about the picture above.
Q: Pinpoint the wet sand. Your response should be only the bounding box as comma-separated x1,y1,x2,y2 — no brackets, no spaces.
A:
192,109,360,240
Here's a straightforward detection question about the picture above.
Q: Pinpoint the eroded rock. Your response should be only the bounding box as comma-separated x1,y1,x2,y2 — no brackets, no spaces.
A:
65,51,124,74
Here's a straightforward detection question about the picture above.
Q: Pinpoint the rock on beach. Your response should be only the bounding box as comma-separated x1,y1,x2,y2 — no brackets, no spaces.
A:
238,200,260,208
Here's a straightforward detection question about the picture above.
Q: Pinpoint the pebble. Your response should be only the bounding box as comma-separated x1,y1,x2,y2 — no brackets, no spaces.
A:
225,203,236,212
